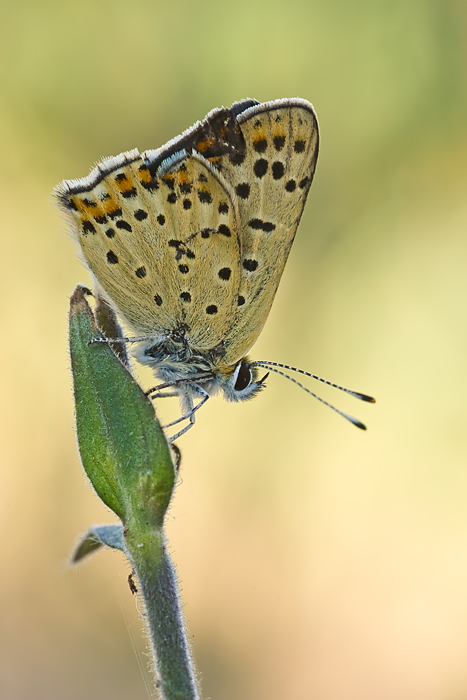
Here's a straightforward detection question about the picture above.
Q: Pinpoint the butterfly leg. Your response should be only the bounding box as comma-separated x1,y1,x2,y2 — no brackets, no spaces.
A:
167,421,195,442
87,335,159,347
145,372,214,398
163,386,209,429
164,386,209,442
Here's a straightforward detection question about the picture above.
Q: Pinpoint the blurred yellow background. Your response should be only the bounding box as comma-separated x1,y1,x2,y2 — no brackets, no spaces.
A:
1,1,467,698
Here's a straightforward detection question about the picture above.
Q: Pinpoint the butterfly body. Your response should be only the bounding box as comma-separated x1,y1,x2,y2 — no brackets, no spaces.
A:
55,99,320,435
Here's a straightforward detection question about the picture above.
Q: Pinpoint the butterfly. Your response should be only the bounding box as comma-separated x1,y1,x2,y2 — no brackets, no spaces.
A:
55,98,374,439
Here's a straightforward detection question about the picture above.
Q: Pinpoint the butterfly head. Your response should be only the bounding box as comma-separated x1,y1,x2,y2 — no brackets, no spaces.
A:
217,358,269,403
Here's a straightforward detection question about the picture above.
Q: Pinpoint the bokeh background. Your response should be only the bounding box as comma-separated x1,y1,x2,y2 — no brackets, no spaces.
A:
1,1,467,698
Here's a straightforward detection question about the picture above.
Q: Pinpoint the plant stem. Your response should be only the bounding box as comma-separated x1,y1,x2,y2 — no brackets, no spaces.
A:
126,528,200,700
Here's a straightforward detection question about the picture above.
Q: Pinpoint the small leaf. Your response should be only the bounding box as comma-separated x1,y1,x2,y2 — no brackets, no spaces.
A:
72,524,126,562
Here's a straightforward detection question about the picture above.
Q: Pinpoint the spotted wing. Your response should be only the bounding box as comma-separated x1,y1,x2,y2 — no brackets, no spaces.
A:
55,149,242,350
212,99,319,365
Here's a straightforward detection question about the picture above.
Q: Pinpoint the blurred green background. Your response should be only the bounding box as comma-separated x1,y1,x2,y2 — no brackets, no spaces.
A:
1,0,467,698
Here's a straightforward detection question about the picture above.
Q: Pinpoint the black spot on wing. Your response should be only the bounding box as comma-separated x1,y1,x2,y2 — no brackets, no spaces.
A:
169,240,195,261
141,176,158,191
254,159,268,178
294,140,306,153
116,220,132,232
243,259,258,272
64,198,78,211
273,135,285,151
218,267,231,281
134,209,148,220
235,183,250,199
108,208,123,220
162,175,175,190
253,138,267,153
248,219,276,232
107,251,119,264
121,187,137,198
198,190,212,204
82,221,96,235
272,162,285,180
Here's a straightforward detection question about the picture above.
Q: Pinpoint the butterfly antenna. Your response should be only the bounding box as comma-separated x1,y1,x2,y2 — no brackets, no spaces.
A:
252,361,375,403
254,364,368,430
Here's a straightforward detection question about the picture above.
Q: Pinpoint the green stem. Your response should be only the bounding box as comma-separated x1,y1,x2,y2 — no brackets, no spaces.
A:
125,528,200,700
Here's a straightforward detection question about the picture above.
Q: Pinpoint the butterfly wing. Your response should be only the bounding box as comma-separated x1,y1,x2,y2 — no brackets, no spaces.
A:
55,98,318,368
55,149,242,350
212,98,319,366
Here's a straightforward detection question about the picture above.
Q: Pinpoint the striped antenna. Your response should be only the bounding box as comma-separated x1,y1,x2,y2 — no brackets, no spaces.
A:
251,361,375,402
250,361,375,430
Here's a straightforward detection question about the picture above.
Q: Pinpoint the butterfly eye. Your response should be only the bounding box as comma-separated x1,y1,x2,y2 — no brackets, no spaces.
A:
234,362,251,391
